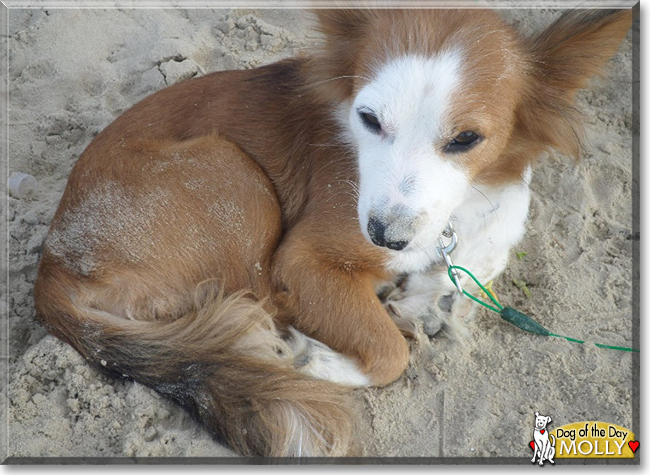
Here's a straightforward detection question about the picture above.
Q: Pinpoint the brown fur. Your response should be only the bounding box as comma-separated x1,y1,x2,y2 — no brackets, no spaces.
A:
34,9,631,456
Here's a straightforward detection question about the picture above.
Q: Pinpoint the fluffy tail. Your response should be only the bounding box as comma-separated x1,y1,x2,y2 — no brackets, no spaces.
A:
34,273,356,457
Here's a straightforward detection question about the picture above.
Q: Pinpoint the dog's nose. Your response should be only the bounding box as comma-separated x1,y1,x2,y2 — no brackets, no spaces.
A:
367,217,386,247
367,217,409,251
385,239,408,251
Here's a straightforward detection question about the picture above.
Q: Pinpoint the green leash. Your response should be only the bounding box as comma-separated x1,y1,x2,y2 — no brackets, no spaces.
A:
447,265,639,353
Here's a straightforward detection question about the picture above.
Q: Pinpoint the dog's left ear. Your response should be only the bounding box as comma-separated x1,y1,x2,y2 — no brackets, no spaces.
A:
517,9,632,159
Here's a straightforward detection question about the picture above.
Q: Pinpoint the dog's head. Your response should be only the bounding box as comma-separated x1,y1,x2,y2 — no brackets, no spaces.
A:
312,9,631,272
535,411,552,430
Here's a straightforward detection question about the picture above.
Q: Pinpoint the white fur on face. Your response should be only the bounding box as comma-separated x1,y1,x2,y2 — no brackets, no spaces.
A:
344,51,471,273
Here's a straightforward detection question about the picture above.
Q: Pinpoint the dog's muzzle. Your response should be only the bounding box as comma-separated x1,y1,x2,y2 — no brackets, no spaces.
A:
367,206,421,251
367,217,409,250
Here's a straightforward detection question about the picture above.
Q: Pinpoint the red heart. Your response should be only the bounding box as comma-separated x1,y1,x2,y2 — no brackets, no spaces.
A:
529,441,535,450
541,430,545,435
629,441,639,453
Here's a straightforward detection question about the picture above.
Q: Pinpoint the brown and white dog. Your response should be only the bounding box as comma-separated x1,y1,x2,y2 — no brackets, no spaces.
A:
34,9,631,457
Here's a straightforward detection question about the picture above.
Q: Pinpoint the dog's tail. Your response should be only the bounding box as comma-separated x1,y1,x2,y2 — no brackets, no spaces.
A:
34,271,355,457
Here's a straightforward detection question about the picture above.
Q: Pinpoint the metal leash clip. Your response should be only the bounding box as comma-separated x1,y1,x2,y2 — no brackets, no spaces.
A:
436,222,463,294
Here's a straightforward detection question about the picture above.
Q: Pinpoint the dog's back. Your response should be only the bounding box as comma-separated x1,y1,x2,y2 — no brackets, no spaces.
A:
34,57,361,455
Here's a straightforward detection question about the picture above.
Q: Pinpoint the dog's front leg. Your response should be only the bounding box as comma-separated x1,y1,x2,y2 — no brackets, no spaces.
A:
382,268,477,340
272,220,410,387
531,440,541,463
539,441,548,465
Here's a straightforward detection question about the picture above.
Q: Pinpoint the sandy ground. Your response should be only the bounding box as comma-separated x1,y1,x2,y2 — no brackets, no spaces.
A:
3,6,637,462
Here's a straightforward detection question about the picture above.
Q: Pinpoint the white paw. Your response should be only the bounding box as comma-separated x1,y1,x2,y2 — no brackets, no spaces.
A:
286,327,371,387
383,284,475,340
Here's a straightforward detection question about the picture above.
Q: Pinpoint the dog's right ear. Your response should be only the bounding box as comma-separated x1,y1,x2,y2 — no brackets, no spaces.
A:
314,9,372,41
535,411,539,417
308,9,376,102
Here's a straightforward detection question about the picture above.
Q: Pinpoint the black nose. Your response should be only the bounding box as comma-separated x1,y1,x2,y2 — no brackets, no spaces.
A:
367,217,408,251
385,239,408,251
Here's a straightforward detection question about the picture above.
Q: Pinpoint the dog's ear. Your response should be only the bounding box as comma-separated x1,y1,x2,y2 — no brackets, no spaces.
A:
308,9,377,102
535,411,539,417
547,416,552,425
517,9,632,159
314,9,373,41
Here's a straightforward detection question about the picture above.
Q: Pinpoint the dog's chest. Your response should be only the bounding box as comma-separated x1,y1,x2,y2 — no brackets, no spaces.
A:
534,430,550,442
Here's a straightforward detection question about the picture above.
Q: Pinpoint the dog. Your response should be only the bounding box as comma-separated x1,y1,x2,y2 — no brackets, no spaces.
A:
34,9,631,457
532,412,556,465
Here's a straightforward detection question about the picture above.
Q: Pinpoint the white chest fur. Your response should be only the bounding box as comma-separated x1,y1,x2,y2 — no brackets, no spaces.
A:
382,168,532,332
446,168,533,288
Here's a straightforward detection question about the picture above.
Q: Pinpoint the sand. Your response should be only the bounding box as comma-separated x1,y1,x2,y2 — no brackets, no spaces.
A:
3,5,637,462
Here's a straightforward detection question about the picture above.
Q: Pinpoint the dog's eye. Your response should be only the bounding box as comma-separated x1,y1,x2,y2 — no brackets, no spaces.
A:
446,131,482,153
359,111,382,133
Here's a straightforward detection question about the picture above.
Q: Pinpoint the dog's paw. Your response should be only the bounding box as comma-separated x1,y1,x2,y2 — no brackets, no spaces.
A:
285,327,371,387
377,271,481,342
384,290,475,340
385,302,419,339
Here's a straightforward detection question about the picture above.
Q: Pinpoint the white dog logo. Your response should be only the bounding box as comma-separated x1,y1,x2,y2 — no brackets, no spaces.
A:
531,411,555,465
